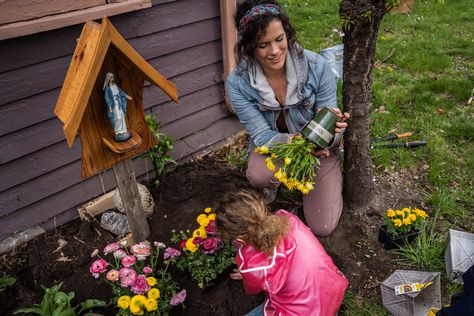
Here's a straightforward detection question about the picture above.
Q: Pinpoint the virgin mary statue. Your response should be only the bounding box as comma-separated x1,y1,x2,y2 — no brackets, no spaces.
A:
103,72,132,142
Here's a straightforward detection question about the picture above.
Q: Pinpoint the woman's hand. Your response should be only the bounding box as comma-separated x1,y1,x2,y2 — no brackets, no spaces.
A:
230,268,242,280
331,107,350,133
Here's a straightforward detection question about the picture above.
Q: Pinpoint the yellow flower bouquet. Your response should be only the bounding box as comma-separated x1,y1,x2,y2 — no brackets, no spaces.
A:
254,135,319,194
379,207,429,249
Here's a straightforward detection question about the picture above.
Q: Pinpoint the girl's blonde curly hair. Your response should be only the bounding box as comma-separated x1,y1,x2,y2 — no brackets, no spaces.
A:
216,190,289,254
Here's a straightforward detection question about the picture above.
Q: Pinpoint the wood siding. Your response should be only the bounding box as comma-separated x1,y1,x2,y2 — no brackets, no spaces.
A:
0,0,243,242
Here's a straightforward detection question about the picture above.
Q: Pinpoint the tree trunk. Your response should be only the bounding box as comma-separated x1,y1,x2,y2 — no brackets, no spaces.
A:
340,1,386,211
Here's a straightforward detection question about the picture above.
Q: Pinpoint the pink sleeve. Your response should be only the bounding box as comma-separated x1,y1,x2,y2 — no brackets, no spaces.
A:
241,269,265,295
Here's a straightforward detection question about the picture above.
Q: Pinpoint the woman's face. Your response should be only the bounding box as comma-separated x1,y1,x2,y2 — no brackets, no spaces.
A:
255,19,288,73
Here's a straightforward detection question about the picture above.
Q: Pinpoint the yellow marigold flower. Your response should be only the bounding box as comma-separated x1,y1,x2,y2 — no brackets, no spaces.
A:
204,207,212,213
393,219,403,227
193,227,207,239
271,153,278,159
402,207,411,213
396,210,405,217
145,298,158,312
386,209,396,218
185,238,198,252
414,208,428,218
259,146,269,154
130,295,147,315
196,214,210,227
305,182,314,191
207,213,216,221
403,217,412,225
284,157,292,165
409,213,417,221
117,296,131,309
146,277,157,287
147,288,160,300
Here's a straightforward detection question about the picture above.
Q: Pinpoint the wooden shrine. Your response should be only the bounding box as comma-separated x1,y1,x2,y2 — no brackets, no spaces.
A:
54,17,178,242
54,17,178,179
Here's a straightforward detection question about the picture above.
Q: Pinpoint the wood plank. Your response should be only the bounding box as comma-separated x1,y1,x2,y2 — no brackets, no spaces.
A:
0,156,150,238
0,0,152,41
135,0,219,36
113,159,150,243
0,0,105,25
162,102,230,140
155,84,224,125
0,63,223,165
0,141,80,193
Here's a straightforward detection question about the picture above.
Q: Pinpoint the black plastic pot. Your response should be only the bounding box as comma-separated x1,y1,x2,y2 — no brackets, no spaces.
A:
378,225,420,250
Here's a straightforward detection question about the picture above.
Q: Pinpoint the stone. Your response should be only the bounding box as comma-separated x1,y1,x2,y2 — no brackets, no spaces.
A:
113,183,154,217
100,211,130,236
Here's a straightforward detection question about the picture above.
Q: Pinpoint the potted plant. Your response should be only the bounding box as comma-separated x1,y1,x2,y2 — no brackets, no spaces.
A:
378,207,429,250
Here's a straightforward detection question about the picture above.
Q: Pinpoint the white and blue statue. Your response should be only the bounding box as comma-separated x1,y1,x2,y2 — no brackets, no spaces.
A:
103,72,132,142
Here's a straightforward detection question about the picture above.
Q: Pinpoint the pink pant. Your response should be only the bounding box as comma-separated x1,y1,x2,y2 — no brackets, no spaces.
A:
246,150,343,236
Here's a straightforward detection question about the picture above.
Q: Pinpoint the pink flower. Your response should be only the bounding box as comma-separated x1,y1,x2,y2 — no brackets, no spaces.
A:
90,259,108,278
154,241,166,248
119,267,136,288
113,249,127,259
142,266,153,274
131,275,151,295
164,247,181,260
192,236,204,245
106,269,119,281
131,242,151,261
170,289,187,306
121,255,136,267
205,220,217,235
103,242,120,255
178,240,187,250
201,237,222,254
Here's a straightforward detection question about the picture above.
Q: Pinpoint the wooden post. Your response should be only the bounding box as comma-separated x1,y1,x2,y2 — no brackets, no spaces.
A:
112,159,149,243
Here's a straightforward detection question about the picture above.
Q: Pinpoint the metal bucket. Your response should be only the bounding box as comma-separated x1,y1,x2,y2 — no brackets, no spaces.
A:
301,107,338,149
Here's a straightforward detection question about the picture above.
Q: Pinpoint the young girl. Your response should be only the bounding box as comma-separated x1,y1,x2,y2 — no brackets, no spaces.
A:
216,190,348,316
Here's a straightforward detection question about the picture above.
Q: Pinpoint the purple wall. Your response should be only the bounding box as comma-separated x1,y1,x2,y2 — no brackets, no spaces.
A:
0,0,242,241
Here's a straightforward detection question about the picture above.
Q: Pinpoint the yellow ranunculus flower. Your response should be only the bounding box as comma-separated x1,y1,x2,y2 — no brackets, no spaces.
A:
196,214,210,227
204,207,212,213
145,298,158,312
284,157,292,165
185,238,198,252
117,295,131,309
130,295,147,315
259,146,269,154
386,209,396,218
393,219,403,227
207,213,216,221
193,227,207,238
148,288,161,300
146,277,157,287
403,217,412,225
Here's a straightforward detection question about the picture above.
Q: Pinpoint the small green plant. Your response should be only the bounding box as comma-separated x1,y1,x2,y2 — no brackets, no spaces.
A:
393,222,445,272
225,148,248,171
339,15,355,32
383,207,429,238
361,10,373,23
142,114,176,186
15,282,105,315
0,275,16,292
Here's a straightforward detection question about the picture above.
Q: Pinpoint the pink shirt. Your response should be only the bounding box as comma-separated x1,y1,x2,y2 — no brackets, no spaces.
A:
236,210,348,316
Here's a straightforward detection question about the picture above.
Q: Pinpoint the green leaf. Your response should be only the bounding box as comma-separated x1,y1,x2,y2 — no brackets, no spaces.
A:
76,299,105,314
14,307,45,315
0,275,16,290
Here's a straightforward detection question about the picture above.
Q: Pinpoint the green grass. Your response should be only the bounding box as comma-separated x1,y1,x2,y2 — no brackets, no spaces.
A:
281,0,474,313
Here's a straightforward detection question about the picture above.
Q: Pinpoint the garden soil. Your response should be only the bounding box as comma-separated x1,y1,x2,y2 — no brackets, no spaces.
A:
0,138,426,316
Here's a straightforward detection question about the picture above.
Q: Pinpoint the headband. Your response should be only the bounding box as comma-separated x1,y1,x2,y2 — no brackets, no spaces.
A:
238,4,281,35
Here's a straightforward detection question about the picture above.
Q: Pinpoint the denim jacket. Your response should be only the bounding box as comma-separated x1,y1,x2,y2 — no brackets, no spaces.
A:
226,46,337,151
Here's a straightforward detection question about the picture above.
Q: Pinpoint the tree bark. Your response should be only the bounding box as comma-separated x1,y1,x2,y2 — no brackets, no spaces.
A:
340,1,386,211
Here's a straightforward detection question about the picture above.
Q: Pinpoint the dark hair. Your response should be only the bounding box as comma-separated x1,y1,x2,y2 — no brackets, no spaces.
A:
216,190,289,254
234,0,301,66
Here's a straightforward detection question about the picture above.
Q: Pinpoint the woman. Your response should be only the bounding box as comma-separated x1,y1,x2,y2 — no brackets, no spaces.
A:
216,190,348,316
226,0,350,236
